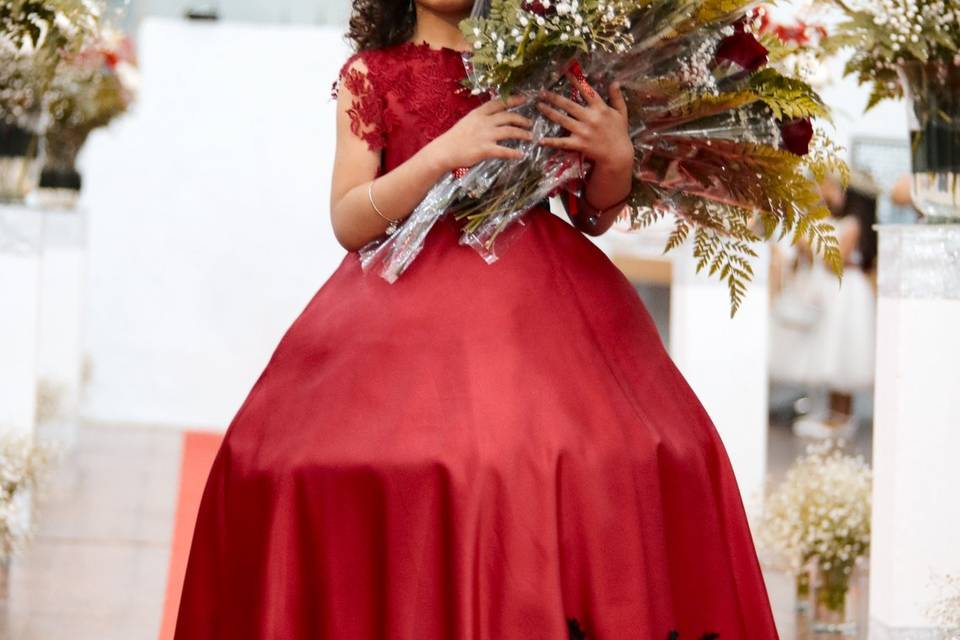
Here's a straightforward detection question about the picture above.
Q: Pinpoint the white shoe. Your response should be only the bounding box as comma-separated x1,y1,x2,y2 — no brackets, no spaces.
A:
792,414,859,440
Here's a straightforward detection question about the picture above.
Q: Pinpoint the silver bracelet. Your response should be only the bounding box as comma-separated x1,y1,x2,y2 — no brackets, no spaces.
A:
368,180,400,236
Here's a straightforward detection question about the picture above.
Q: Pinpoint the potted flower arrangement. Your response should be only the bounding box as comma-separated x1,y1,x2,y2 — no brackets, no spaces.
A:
822,0,960,221
0,432,53,599
40,30,137,208
0,0,103,202
759,442,872,634
0,52,44,202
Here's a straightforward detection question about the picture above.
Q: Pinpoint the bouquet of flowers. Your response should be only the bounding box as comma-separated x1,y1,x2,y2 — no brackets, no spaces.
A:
43,27,137,176
758,442,872,614
360,0,845,314
1,0,105,171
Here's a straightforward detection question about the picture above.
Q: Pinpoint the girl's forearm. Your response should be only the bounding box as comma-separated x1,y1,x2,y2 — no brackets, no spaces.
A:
575,160,633,236
331,141,452,252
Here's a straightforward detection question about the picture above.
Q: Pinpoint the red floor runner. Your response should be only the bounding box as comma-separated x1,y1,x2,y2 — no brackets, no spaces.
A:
158,430,223,640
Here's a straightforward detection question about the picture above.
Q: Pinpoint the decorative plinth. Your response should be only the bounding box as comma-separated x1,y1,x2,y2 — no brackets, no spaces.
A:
869,224,960,637
0,205,43,436
35,208,87,448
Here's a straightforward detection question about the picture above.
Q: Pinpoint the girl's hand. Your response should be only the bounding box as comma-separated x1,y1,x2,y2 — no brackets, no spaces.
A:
427,95,533,171
537,73,634,174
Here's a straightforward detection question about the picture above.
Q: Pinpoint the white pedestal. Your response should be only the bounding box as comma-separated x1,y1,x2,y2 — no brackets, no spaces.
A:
869,225,960,639
35,207,87,448
669,241,770,504
0,205,42,437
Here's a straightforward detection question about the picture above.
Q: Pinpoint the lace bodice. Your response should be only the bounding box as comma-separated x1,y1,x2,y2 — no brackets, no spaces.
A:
332,41,487,175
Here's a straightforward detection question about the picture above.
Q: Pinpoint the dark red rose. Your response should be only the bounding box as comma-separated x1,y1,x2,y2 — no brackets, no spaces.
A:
780,118,814,156
522,0,550,16
715,29,769,72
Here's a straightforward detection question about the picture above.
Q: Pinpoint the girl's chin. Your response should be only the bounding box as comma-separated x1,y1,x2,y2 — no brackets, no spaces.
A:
416,0,476,14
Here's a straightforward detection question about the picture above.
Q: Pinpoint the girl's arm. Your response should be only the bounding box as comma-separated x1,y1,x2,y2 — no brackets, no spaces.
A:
537,75,635,237
330,59,532,252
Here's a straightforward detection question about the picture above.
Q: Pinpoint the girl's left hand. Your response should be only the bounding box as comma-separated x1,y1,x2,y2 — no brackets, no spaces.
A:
537,72,634,173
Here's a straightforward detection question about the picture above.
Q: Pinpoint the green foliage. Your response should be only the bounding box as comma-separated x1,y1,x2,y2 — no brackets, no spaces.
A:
749,69,831,121
660,67,831,131
624,141,845,315
687,205,758,316
818,0,960,109
758,33,796,66
0,0,100,51
0,0,104,126
462,0,635,93
695,0,755,23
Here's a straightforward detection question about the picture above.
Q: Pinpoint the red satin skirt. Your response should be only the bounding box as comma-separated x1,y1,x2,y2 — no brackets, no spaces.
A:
173,207,779,639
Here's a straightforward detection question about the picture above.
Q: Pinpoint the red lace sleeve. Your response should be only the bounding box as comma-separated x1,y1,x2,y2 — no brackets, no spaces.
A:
331,53,386,152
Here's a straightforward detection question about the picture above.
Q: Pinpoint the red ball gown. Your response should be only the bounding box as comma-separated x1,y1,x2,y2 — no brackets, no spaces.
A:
173,41,779,640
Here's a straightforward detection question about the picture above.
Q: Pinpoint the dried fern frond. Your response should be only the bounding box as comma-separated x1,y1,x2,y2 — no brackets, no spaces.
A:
749,69,831,121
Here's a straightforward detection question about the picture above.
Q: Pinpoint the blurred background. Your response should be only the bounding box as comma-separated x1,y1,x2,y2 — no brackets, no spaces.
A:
1,0,958,639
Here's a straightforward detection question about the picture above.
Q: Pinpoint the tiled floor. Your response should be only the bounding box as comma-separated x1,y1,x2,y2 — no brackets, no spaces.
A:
0,424,181,640
0,416,872,640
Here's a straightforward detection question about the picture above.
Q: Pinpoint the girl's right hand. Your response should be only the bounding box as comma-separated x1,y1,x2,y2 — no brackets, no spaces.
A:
427,95,533,171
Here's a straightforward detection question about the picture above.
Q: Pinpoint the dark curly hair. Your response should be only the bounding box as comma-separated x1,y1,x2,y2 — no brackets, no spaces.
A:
346,0,418,52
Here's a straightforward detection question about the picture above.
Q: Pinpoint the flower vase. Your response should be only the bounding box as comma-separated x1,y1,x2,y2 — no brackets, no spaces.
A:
898,62,960,222
811,562,866,636
0,121,41,203
37,128,85,210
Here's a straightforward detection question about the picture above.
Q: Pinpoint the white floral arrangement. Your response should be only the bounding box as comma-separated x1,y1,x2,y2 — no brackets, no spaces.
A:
819,0,960,106
1,0,105,128
758,442,872,610
928,573,960,640
0,433,54,559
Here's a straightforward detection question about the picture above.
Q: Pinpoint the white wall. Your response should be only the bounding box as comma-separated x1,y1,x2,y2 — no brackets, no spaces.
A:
80,18,350,429
0,206,43,436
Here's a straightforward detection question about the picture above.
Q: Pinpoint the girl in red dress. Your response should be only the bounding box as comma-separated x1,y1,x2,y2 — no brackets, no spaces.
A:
173,1,780,638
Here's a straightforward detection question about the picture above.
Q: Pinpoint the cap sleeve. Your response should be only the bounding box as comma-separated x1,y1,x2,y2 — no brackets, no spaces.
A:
332,53,386,152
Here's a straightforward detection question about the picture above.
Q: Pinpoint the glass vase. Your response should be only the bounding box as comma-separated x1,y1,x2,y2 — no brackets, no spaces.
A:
36,128,85,210
810,562,866,636
898,62,960,222
0,121,41,203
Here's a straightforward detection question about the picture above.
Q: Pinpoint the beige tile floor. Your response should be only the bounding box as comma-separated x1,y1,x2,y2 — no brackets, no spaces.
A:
0,424,181,640
0,419,871,640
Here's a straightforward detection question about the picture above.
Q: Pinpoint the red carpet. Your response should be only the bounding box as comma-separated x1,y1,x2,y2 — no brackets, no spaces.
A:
159,430,223,640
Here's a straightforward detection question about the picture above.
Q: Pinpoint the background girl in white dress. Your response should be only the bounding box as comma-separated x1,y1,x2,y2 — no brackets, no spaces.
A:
770,172,878,437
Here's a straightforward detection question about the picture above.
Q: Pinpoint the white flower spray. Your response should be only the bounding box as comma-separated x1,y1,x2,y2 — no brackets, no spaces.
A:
758,441,872,611
0,433,56,559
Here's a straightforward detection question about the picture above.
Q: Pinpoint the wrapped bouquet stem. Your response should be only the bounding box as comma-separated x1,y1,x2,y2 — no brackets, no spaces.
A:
360,0,847,314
